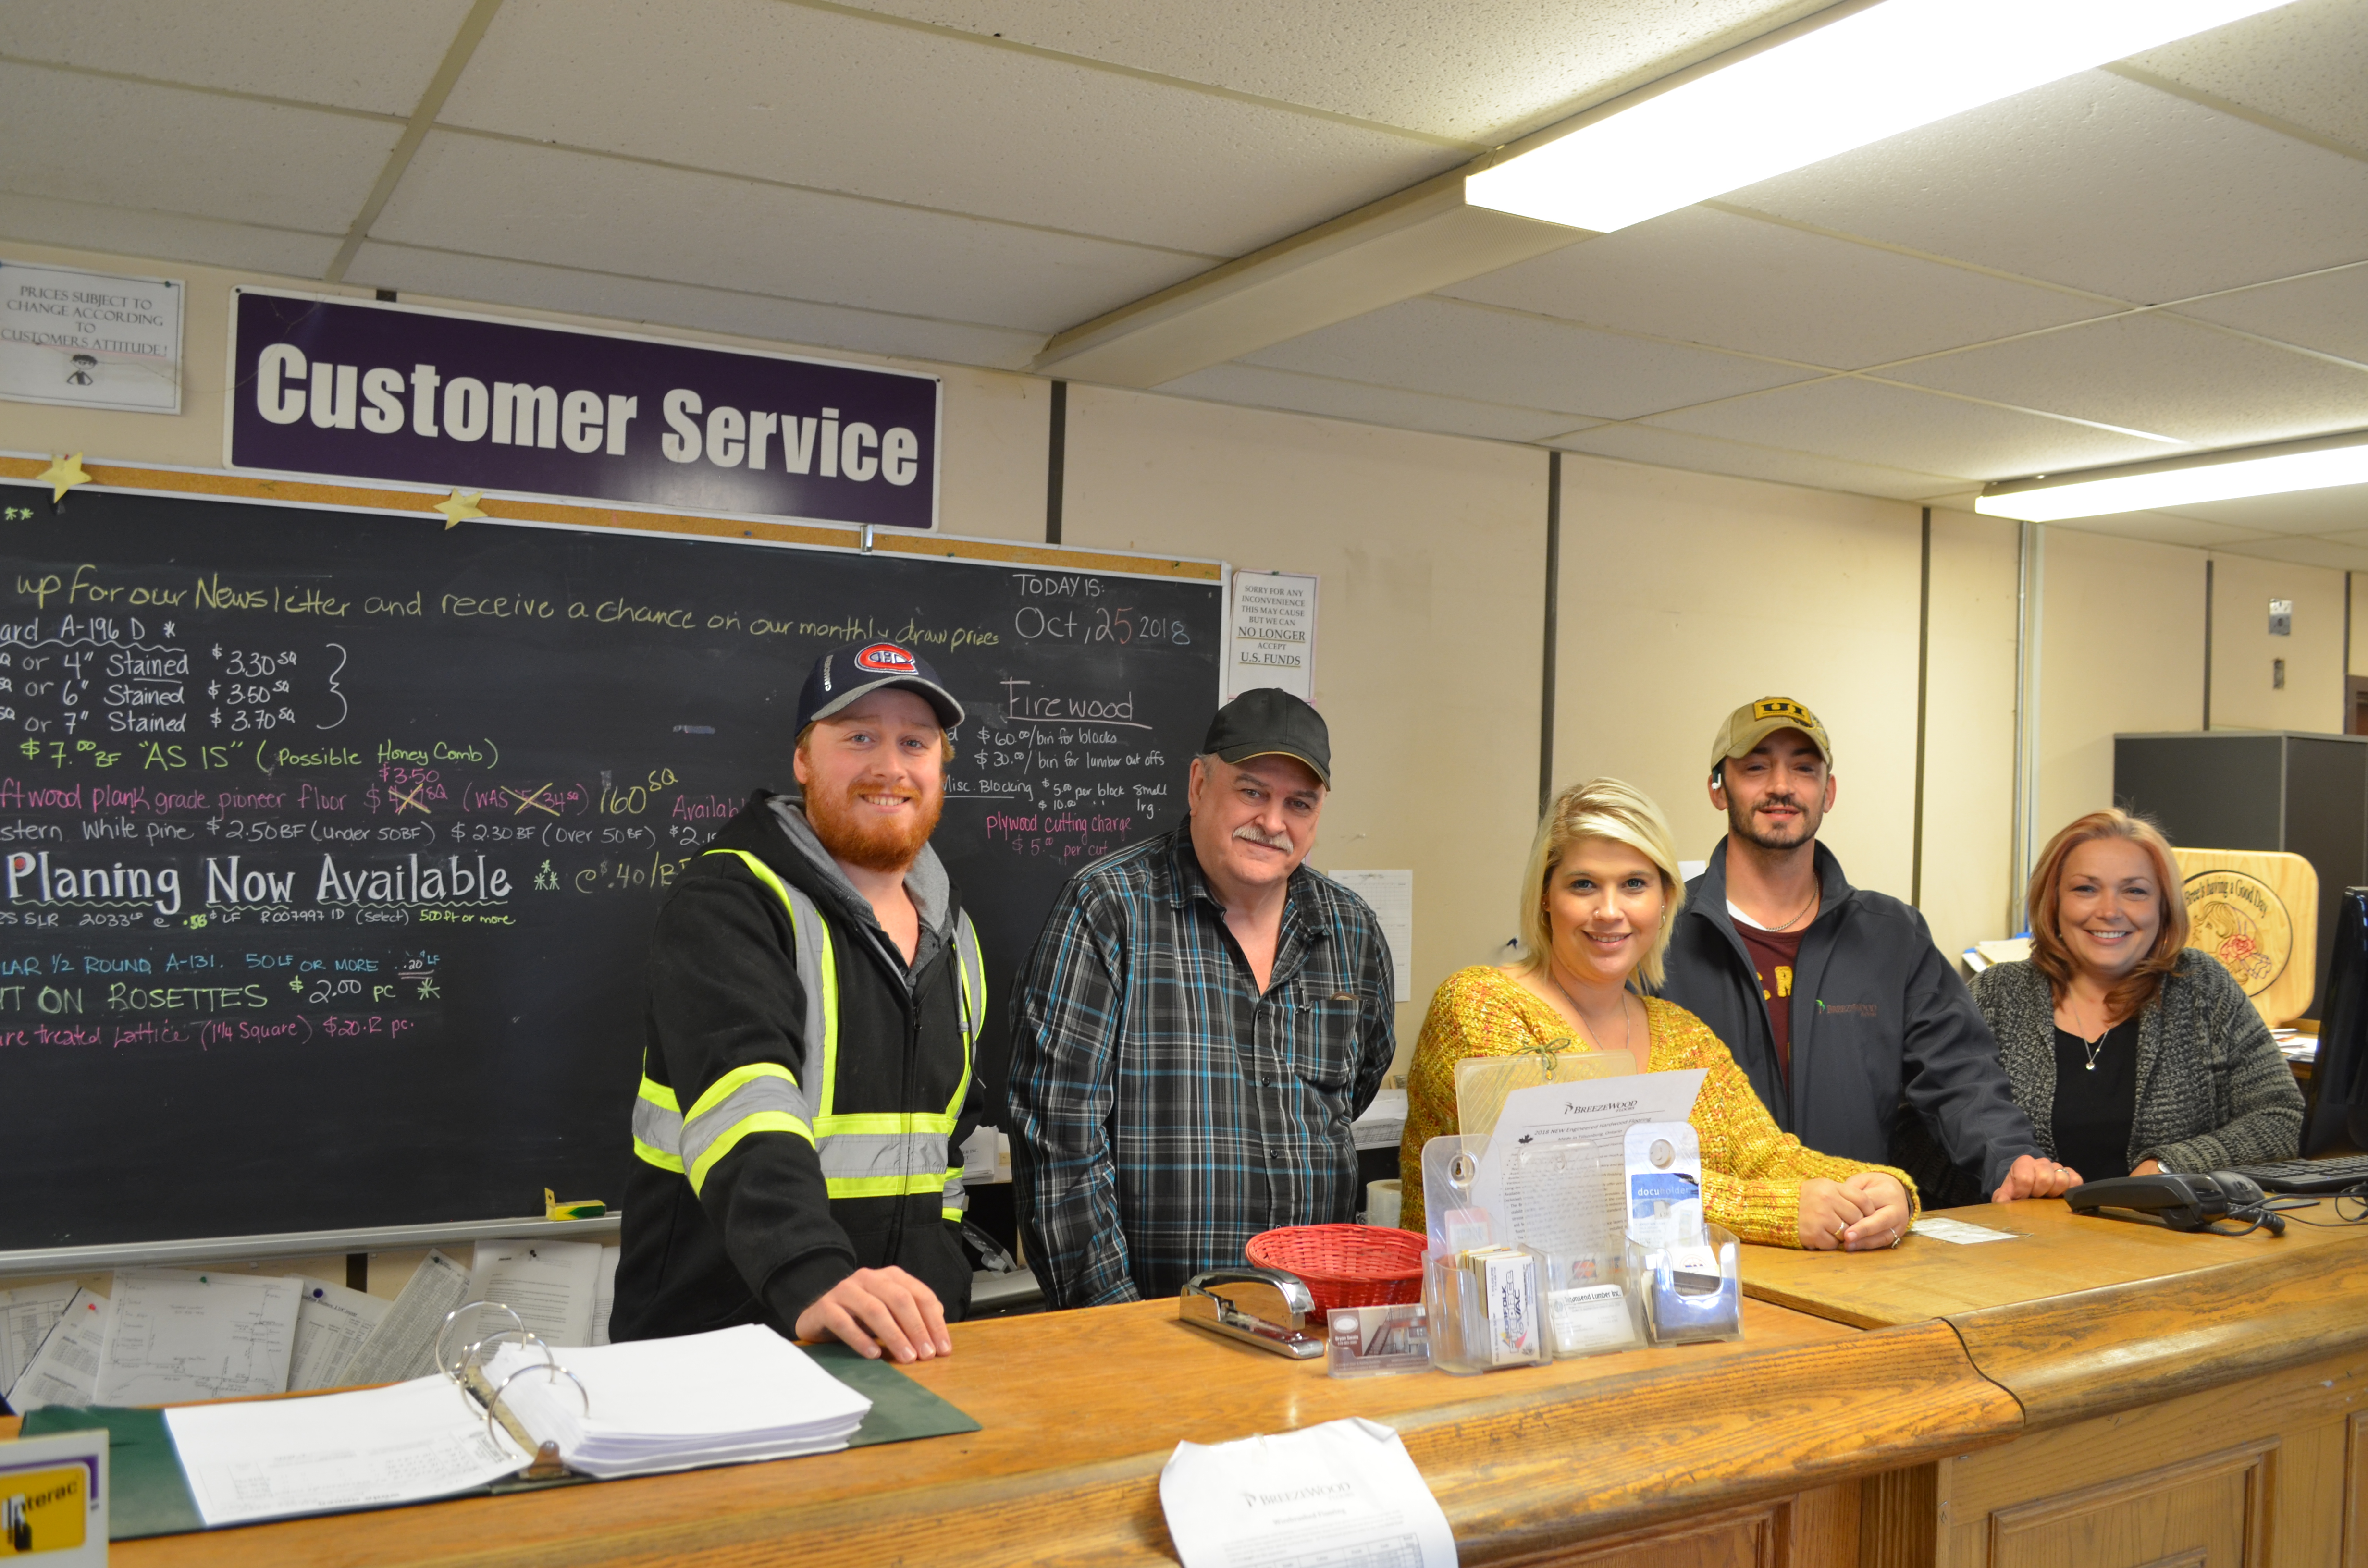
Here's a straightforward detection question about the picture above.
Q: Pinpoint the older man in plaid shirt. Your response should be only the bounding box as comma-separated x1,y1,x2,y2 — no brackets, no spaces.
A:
1007,688,1397,1309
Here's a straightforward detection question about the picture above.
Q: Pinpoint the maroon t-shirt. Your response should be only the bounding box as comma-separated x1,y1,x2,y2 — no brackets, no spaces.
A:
1734,918,1806,1087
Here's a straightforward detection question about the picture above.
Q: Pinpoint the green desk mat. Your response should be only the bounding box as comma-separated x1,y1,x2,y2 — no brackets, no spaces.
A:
23,1349,978,1541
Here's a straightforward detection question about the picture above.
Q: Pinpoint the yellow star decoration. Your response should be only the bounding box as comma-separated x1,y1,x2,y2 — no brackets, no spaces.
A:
432,488,488,529
37,452,93,503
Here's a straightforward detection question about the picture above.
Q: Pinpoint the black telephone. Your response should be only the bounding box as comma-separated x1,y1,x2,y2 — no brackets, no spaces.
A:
2066,1171,2284,1235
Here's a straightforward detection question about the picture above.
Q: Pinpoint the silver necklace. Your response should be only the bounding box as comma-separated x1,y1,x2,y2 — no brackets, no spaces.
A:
1764,885,1819,933
1549,961,1634,1058
2068,993,2111,1071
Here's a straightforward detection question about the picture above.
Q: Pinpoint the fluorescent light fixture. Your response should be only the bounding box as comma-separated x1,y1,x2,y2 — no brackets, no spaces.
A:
1466,0,2295,234
1976,429,2368,522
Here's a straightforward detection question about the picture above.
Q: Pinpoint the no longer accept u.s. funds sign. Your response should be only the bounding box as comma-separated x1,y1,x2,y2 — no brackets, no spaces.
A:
226,288,940,529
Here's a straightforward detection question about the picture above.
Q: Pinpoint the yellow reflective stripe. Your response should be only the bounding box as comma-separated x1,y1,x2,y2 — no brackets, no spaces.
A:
631,1136,684,1173
688,1112,815,1195
686,1061,797,1123
824,1171,954,1199
813,1110,959,1137
941,1209,964,1222
638,1078,678,1114
702,847,839,1116
942,917,979,1121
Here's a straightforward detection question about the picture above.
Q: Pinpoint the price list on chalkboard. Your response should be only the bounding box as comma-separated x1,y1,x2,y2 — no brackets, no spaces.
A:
0,488,1220,1250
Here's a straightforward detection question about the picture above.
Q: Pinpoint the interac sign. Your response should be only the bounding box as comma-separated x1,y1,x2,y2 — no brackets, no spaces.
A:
2173,847,2317,1027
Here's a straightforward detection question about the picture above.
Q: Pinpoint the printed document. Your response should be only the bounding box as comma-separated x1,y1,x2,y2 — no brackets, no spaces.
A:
1160,1417,1456,1568
288,1277,392,1391
344,1248,471,1384
1472,1072,1705,1260
94,1268,301,1404
165,1374,528,1528
0,1281,77,1395
469,1239,602,1347
6,1289,112,1412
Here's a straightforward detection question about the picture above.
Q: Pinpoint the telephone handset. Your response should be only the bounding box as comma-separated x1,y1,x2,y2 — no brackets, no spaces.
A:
2066,1171,2285,1236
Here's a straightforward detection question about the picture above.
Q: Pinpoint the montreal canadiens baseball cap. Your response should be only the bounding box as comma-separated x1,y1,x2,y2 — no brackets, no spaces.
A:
796,641,965,733
1710,696,1833,773
1203,687,1331,786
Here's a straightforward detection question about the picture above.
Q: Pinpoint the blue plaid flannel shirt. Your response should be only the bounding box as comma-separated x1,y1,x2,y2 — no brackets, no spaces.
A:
1007,821,1397,1308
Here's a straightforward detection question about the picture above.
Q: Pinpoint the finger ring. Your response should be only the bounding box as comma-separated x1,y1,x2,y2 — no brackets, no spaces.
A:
1889,1227,1901,1248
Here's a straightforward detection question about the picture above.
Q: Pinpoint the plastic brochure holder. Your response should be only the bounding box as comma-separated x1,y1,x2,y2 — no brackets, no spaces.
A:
1418,1135,1551,1375
433,1299,590,1478
1454,1046,1636,1141
1626,1225,1742,1346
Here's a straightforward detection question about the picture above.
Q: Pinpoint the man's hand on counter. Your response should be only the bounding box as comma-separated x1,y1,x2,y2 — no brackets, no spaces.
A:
796,1267,954,1363
1991,1153,2083,1203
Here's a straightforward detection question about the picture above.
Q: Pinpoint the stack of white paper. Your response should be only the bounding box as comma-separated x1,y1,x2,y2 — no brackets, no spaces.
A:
485,1323,871,1478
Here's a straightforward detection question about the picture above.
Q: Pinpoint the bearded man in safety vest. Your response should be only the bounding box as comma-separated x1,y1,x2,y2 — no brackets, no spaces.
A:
612,640,987,1362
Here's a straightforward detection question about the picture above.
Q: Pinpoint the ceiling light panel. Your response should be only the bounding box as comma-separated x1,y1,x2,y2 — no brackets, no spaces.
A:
1464,0,2298,235
1977,430,2368,519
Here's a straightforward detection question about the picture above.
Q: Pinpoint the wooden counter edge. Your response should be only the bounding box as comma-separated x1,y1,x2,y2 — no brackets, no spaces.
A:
1946,1233,2368,1428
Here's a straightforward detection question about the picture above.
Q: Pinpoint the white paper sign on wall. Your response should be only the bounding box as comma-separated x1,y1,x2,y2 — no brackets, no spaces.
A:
1225,569,1317,703
0,257,183,415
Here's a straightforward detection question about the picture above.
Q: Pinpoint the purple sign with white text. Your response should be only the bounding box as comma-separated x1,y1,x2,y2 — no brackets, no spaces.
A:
226,288,939,529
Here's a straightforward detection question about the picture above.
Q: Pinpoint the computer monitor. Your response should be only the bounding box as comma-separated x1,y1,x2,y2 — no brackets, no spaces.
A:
2303,887,2368,1155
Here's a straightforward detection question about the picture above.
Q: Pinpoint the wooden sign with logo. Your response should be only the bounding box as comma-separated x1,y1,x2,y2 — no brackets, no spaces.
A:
2172,847,2317,1027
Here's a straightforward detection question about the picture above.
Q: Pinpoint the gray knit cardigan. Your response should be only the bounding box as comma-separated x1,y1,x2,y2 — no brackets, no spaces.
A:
1969,950,2303,1175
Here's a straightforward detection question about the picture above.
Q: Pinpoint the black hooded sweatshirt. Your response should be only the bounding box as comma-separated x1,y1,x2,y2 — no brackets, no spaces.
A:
611,791,984,1341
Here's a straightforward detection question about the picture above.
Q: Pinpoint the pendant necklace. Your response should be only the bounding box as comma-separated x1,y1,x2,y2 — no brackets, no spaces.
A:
1549,961,1633,1059
2070,993,2110,1071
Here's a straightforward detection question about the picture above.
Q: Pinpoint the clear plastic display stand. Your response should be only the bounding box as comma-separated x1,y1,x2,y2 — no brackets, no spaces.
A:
1455,1046,1636,1141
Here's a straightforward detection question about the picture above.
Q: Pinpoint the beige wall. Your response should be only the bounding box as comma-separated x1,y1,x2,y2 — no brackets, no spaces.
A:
2032,527,2208,870
2351,571,2368,680
1061,384,1550,1072
1552,454,1926,909
2207,552,2346,734
1919,508,2023,956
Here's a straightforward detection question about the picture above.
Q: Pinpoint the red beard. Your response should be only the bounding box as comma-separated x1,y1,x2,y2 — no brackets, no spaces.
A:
805,777,943,873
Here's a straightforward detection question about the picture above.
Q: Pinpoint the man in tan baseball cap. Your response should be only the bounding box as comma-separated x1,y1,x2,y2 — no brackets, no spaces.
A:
1660,696,2077,1211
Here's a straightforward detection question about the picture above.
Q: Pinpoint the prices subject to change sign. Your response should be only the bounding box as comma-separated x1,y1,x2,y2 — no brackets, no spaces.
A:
226,288,939,529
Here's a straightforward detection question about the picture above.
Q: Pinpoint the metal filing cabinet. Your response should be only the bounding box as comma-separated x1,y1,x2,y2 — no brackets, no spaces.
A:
2114,731,2368,1020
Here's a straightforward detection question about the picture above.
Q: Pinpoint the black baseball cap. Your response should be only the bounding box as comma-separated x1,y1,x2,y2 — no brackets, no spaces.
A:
795,641,964,733
1203,687,1330,786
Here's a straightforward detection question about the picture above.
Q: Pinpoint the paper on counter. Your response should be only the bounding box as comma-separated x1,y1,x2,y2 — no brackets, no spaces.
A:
469,1238,602,1347
1472,1071,1705,1260
165,1374,528,1528
1159,1416,1456,1568
6,1289,111,1412
590,1247,620,1347
288,1277,391,1391
94,1268,302,1404
1328,870,1412,1003
343,1248,471,1385
0,1281,78,1396
1352,1086,1407,1152
1910,1216,2022,1245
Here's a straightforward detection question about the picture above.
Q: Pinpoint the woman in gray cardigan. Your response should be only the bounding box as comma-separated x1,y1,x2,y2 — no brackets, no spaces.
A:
1971,809,2302,1180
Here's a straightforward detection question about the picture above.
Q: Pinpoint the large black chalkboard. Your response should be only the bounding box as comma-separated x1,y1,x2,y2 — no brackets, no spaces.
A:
0,487,1219,1251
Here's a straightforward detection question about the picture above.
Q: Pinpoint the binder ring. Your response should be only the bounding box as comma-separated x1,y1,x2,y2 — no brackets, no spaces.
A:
435,1300,527,1383
485,1358,590,1455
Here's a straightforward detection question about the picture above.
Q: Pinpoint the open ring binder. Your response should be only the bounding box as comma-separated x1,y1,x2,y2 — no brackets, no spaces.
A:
433,1299,590,1481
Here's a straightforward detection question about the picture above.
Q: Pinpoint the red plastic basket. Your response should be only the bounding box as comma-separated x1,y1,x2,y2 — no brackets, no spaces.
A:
1244,1224,1427,1313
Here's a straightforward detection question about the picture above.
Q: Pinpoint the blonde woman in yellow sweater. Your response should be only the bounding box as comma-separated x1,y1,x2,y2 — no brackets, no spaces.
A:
1400,778,1915,1250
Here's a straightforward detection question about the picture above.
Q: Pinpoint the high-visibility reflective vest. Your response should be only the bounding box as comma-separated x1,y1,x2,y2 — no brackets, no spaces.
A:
630,848,983,1224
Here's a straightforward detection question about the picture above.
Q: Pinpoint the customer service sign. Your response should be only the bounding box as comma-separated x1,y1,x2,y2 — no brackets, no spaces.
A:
226,289,940,529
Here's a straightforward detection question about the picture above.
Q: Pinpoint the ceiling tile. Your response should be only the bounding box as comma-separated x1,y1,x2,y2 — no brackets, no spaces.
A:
1645,378,2172,480
2170,263,2368,366
0,62,401,233
370,133,1205,334
4,0,473,116
1442,206,2110,370
2144,481,2368,537
2204,534,2368,570
1157,363,1584,443
1728,70,2368,305
1547,420,1958,500
831,0,1826,143
2129,0,2368,157
1240,297,1815,421
441,0,1452,258
349,242,1044,371
0,193,339,280
2046,513,2279,550
1881,313,2368,448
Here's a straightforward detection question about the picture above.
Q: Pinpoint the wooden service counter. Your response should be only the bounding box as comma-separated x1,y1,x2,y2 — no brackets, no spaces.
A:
3,1201,2360,1567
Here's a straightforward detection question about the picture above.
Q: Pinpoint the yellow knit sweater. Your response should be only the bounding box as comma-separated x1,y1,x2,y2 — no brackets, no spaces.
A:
1397,966,1917,1248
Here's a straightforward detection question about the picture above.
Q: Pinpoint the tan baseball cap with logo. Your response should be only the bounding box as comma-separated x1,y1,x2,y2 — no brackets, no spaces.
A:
1710,696,1833,773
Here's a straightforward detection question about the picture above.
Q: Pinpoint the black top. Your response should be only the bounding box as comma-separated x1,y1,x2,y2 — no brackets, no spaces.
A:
2051,1018,2140,1181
